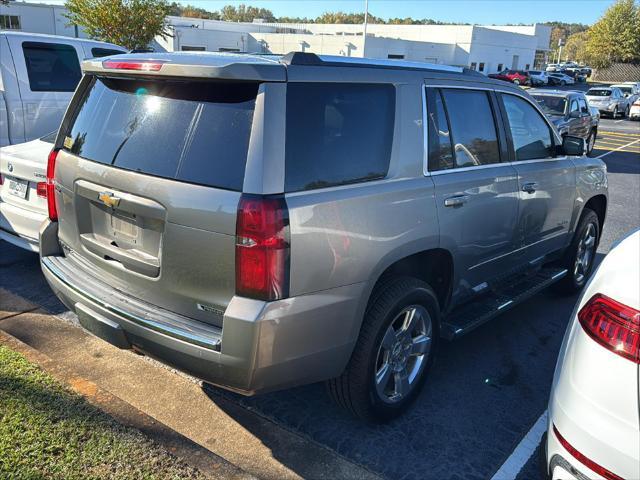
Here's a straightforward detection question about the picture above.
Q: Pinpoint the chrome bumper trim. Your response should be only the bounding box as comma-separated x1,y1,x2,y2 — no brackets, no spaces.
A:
42,256,222,351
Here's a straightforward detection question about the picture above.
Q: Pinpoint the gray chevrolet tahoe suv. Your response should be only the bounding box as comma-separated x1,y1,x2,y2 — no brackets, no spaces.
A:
40,52,608,421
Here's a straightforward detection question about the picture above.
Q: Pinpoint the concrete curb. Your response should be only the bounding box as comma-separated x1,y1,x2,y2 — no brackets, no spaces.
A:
0,328,255,480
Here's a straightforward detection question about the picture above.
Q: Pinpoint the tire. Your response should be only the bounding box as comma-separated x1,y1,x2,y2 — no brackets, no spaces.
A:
586,130,596,155
625,106,630,118
612,106,618,118
326,277,440,422
560,80,566,86
513,79,520,85
555,208,600,294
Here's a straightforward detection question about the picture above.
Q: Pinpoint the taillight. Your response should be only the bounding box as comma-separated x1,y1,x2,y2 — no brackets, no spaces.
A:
578,294,640,363
235,195,289,301
0,173,3,185
553,425,623,480
102,60,165,71
36,182,47,198
46,149,59,221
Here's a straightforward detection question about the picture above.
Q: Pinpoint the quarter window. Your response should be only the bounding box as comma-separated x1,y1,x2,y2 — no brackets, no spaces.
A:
23,42,81,92
502,94,554,161
440,89,501,168
285,83,395,192
91,47,125,58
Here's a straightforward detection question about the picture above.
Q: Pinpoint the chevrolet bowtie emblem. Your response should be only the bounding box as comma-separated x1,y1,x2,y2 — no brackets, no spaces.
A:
98,191,120,208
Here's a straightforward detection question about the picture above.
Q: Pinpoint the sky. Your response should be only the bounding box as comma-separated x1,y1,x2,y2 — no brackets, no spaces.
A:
26,0,616,25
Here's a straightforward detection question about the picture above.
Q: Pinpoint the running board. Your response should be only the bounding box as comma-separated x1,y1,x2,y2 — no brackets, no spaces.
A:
441,267,568,340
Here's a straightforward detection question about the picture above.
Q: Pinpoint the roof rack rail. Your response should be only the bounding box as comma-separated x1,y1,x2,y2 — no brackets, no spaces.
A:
279,51,478,75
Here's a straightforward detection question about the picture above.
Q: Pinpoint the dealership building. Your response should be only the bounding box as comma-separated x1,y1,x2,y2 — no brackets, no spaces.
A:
1,1,551,72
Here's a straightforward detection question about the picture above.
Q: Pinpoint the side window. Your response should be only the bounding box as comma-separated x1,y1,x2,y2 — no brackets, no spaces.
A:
502,94,554,161
440,89,501,168
91,47,125,58
427,89,454,171
570,99,579,113
22,42,81,92
578,98,589,114
285,83,395,192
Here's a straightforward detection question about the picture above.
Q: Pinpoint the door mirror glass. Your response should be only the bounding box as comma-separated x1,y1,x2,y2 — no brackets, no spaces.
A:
569,110,581,118
561,135,585,156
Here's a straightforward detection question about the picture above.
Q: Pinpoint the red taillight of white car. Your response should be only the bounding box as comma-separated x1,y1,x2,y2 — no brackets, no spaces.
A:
578,293,640,363
553,424,624,480
235,195,290,301
46,149,59,221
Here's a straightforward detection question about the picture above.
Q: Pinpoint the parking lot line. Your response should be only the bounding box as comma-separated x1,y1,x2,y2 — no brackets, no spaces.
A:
489,410,548,480
599,130,640,137
595,138,640,159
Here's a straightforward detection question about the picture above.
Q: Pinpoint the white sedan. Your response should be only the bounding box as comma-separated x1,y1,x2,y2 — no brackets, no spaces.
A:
548,72,576,86
545,229,640,480
0,132,55,251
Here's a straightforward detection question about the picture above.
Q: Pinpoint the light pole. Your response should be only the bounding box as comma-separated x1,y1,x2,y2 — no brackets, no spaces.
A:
363,0,369,54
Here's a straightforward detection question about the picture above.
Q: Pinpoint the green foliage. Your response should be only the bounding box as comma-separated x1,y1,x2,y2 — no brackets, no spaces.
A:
0,345,204,479
543,21,589,62
64,0,172,50
586,0,640,68
563,31,590,63
220,4,276,22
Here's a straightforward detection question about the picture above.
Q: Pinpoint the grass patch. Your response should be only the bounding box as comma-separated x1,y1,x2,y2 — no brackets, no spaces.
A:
0,345,205,479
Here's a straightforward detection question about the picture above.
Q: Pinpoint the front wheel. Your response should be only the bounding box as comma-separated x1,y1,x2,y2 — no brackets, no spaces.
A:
326,277,439,422
555,209,600,294
612,106,619,118
513,79,521,85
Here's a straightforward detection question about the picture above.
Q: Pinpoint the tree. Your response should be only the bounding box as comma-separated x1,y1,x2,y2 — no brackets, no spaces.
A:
585,0,640,68
220,4,276,23
563,31,590,63
544,22,589,62
64,0,172,50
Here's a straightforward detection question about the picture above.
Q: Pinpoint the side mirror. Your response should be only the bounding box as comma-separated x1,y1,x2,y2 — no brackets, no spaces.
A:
561,135,586,156
569,110,581,118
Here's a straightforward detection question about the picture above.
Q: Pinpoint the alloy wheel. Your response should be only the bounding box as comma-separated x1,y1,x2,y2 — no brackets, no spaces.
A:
374,305,432,404
574,223,597,284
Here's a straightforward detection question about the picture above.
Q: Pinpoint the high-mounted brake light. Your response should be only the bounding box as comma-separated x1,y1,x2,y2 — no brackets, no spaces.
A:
235,195,289,301
578,293,640,363
102,60,165,72
46,149,59,221
553,425,623,480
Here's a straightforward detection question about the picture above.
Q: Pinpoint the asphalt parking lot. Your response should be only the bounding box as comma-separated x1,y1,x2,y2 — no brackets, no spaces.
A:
1,115,638,479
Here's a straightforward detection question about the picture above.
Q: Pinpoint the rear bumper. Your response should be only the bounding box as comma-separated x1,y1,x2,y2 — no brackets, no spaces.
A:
0,200,46,252
40,222,363,395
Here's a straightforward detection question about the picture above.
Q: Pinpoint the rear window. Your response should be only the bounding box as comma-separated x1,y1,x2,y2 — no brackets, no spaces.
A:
63,76,258,191
91,47,125,58
285,83,395,192
23,41,82,92
587,89,611,97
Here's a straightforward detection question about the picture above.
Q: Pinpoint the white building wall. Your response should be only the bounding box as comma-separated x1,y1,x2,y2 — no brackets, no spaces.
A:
171,26,248,52
0,2,85,37
248,32,365,57
468,26,538,73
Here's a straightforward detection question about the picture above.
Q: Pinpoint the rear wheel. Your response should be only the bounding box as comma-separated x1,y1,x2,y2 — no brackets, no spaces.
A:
326,277,439,422
555,208,599,294
586,130,596,155
612,106,619,118
513,79,521,85
560,80,566,86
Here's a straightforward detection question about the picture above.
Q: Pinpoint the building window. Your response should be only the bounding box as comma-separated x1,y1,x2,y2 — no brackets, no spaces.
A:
218,47,240,52
181,46,206,51
388,54,404,59
470,62,477,70
525,64,530,70
497,63,504,72
478,62,485,72
0,15,21,30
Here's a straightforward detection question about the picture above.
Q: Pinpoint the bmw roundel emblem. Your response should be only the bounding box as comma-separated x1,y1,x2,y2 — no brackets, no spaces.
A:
7,162,13,173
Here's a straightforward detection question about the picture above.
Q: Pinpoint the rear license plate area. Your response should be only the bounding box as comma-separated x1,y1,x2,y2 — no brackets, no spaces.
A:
7,178,29,199
110,211,140,244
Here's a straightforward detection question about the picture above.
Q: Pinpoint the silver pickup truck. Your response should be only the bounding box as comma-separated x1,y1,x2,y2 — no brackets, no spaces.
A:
39,52,608,421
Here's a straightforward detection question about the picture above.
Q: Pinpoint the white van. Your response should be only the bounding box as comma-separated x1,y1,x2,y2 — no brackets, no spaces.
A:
0,31,125,146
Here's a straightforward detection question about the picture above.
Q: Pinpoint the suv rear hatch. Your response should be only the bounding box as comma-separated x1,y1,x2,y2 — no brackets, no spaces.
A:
53,55,284,327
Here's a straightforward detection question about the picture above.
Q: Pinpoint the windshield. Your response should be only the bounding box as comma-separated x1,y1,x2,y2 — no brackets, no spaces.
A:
614,86,633,95
532,95,567,116
587,89,612,97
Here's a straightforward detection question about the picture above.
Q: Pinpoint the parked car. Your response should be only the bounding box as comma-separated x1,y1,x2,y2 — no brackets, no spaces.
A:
545,229,640,480
546,64,560,72
488,69,530,85
585,87,630,118
610,83,640,105
39,52,607,421
0,131,55,251
527,70,549,86
0,31,126,147
548,72,575,86
530,89,599,154
629,98,640,121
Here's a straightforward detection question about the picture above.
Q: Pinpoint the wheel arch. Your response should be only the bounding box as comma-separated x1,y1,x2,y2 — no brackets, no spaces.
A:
584,194,607,234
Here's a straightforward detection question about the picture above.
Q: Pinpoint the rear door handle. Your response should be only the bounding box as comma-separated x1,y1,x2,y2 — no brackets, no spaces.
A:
444,195,469,207
521,182,538,194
